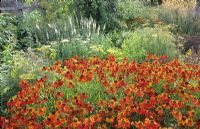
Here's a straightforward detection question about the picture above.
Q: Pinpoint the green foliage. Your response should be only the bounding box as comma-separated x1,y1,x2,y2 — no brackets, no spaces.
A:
16,1,74,49
73,0,119,31
104,27,179,62
121,27,179,62
107,31,125,48
1,0,199,121
20,16,110,61
22,16,104,45
0,14,18,52
157,8,200,35
38,0,73,21
17,11,42,50
54,33,112,61
117,0,200,34
117,1,159,21
116,0,163,31
0,47,51,116
0,45,16,116
140,0,163,6
0,45,13,88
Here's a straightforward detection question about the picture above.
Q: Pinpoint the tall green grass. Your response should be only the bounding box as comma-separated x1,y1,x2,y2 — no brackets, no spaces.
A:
54,33,112,61
157,8,200,35
111,27,180,62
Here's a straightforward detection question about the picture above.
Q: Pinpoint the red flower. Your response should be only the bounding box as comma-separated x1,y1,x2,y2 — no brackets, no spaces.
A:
107,54,116,62
38,76,48,83
143,118,160,129
52,80,64,88
2,55,200,128
63,71,75,80
55,92,65,98
78,72,93,82
196,119,200,128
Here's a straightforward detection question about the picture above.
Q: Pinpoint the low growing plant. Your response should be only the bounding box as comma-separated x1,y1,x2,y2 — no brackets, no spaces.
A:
0,55,199,128
54,33,112,61
0,47,51,116
0,13,17,52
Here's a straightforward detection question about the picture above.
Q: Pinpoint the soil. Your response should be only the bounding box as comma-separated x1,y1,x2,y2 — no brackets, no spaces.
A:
183,34,200,53
182,34,200,64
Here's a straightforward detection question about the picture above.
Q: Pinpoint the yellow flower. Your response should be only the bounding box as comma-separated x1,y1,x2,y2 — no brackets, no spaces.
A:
20,73,35,80
90,45,105,53
107,48,123,56
147,82,153,88
185,49,192,57
106,117,114,123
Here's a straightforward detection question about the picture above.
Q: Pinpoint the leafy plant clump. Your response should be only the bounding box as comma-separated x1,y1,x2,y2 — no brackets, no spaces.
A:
0,14,18,52
0,55,199,128
104,27,180,62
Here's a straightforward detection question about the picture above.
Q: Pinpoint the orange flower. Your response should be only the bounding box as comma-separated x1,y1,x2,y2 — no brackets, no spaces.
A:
52,80,64,88
63,105,69,112
38,76,48,83
143,118,160,129
2,55,200,128
55,92,65,98
38,107,46,116
63,71,75,80
116,118,131,129
146,54,158,60
179,117,193,127
106,117,114,123
106,54,116,62
172,110,182,121
19,80,30,89
78,72,93,82
67,81,75,88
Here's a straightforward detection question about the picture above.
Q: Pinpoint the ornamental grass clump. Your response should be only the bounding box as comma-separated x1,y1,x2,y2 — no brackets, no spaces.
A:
0,55,200,128
120,27,179,62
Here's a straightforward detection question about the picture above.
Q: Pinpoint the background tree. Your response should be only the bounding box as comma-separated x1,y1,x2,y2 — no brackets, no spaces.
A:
73,0,118,31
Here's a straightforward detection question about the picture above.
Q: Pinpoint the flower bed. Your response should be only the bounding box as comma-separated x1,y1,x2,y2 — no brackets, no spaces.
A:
0,55,200,128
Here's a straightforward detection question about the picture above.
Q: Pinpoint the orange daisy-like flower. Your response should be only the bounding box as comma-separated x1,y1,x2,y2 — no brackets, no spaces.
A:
19,80,30,89
52,80,64,88
1,55,200,128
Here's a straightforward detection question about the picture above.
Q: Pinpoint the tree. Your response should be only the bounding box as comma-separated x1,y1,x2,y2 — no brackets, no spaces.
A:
73,0,118,31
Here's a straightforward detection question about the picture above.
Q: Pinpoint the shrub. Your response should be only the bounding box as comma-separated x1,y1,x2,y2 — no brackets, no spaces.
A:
117,0,200,35
111,27,180,62
117,1,159,22
157,8,200,35
0,13,17,52
0,55,199,128
54,33,112,61
17,11,42,50
0,45,16,116
141,0,163,6
71,27,180,62
38,0,73,21
107,31,125,48
73,0,119,31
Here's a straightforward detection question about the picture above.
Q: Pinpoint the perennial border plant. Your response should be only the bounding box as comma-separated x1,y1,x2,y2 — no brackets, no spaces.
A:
0,55,199,128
